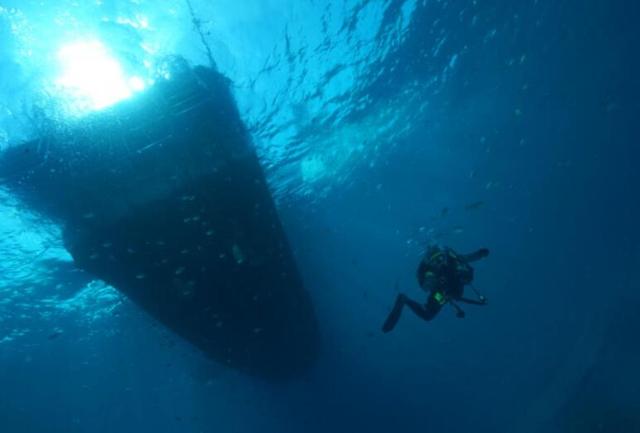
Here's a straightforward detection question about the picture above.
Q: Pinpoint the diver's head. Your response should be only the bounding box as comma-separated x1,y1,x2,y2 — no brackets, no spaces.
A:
424,243,442,256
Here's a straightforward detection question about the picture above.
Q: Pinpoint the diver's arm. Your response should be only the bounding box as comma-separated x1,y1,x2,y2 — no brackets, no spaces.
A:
448,300,466,318
460,248,490,263
457,296,487,306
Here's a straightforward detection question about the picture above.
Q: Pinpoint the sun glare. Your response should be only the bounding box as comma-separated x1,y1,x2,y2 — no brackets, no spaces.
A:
55,40,145,112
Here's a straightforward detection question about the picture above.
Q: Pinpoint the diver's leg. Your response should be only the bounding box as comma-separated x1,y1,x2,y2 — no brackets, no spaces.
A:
382,294,407,333
460,248,490,263
405,296,441,321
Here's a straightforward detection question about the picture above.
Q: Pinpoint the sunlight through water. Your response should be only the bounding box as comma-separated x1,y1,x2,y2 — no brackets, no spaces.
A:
55,40,146,113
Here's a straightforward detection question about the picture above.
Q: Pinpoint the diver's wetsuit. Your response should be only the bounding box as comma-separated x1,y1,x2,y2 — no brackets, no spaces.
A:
382,247,489,333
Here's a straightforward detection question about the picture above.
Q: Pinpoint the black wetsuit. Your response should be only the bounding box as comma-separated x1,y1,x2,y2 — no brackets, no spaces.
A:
382,247,489,333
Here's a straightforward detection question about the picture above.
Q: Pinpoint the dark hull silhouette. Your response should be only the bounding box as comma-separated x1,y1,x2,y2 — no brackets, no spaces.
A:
0,61,319,379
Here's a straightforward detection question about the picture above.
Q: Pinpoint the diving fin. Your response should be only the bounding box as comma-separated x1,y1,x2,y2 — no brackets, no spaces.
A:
382,294,406,333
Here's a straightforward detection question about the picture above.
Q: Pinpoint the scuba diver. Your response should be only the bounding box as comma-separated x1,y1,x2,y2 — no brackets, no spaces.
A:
382,245,490,333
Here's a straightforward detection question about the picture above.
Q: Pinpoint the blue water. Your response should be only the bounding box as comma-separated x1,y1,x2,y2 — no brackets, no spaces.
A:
1,1,639,432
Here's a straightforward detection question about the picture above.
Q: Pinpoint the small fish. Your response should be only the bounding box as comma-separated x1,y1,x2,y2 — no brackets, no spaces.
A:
48,331,63,340
440,207,449,217
232,244,245,264
465,201,485,211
